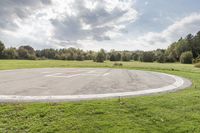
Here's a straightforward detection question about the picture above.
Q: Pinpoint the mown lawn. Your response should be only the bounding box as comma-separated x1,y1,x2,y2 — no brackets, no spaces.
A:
0,60,200,133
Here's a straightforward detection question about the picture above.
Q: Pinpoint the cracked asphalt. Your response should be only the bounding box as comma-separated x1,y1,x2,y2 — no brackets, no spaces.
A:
0,68,191,102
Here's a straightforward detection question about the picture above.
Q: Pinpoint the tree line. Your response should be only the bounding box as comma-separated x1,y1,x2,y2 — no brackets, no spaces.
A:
0,31,200,64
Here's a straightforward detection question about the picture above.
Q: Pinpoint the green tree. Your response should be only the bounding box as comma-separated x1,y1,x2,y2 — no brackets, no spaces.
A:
132,53,139,61
109,50,121,61
192,31,200,58
76,50,84,61
165,54,177,63
18,45,36,60
2,48,18,59
139,51,155,62
175,39,191,59
165,42,178,61
154,49,166,63
157,54,166,63
18,48,29,59
180,51,193,64
19,45,35,55
121,51,131,61
100,49,107,60
109,53,116,61
0,41,5,58
115,53,121,61
94,51,105,63
37,49,57,59
85,50,95,60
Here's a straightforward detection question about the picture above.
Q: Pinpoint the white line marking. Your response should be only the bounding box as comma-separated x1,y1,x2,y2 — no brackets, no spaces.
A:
52,74,82,78
42,72,52,74
44,70,99,78
103,73,110,76
45,73,62,77
87,70,95,73
0,72,189,102
46,73,99,78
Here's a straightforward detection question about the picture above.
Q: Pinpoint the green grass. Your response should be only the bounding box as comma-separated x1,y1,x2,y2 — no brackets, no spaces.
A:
0,60,200,133
0,60,199,72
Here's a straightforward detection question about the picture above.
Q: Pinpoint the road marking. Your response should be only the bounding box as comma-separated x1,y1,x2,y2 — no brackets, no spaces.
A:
44,70,99,78
53,74,82,78
45,73,62,77
103,73,110,76
42,72,52,74
46,73,98,78
87,70,96,73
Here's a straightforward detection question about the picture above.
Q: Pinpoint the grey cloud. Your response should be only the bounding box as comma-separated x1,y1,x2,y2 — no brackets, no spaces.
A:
0,19,18,30
51,0,132,42
76,1,127,27
41,0,52,5
91,26,112,41
148,38,167,45
0,0,137,49
0,0,52,30
58,41,83,48
51,16,113,41
82,8,126,27
50,16,87,41
93,35,111,41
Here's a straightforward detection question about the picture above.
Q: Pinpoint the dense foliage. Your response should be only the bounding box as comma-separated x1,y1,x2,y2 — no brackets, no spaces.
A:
0,31,200,64
180,51,193,64
0,41,5,57
195,63,200,68
139,51,155,62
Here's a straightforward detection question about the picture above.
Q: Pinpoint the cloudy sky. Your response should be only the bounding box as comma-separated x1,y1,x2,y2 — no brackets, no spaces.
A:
0,0,200,51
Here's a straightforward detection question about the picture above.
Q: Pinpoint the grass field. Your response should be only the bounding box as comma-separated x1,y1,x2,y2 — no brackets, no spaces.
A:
0,60,200,133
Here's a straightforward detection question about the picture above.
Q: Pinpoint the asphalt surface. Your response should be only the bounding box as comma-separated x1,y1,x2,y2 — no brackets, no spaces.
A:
0,68,191,102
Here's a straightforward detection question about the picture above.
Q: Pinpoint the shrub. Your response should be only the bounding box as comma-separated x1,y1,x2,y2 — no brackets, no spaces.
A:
156,54,166,63
113,62,123,66
180,51,193,64
38,56,47,60
139,52,155,62
165,54,177,63
28,54,37,60
192,55,200,64
195,63,200,68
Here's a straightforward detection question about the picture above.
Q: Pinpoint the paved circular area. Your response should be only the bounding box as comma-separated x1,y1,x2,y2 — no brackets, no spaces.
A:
0,68,191,102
